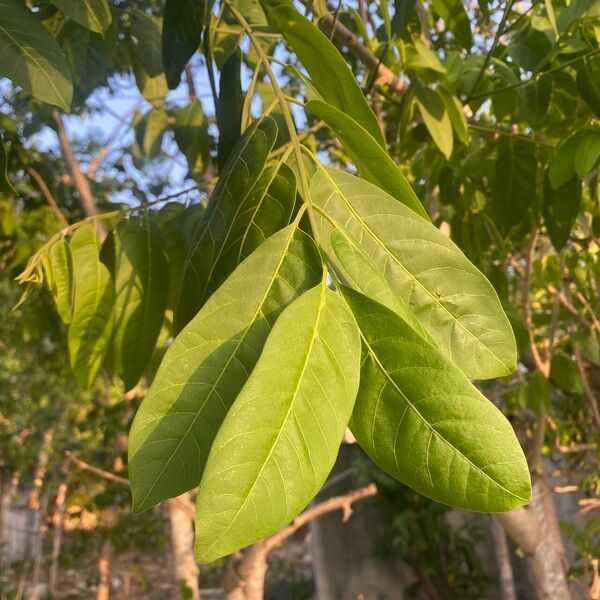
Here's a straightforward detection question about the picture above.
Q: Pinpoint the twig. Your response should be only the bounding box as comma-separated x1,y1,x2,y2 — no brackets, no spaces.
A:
573,343,600,428
26,167,69,229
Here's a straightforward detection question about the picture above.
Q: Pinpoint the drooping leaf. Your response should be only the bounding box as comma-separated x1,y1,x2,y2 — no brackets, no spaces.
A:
162,0,214,89
43,238,73,324
106,216,169,392
305,100,428,219
175,116,279,331
573,130,600,179
310,166,516,380
551,352,584,395
342,287,531,512
405,39,447,73
258,0,385,147
128,224,322,512
195,282,361,562
217,49,244,169
130,9,163,78
491,137,537,229
174,100,210,176
0,0,73,110
431,0,472,48
414,84,453,159
549,132,585,189
577,56,600,118
51,0,112,35
518,74,552,124
132,54,168,108
68,224,115,389
438,87,469,145
543,174,582,251
136,108,169,158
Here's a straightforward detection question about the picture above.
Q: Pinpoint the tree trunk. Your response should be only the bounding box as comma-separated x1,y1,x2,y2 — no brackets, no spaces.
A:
168,492,200,600
489,516,517,600
49,480,68,594
498,473,571,600
96,535,112,600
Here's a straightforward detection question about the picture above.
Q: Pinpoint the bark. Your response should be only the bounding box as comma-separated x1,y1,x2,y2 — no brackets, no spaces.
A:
168,492,200,600
49,480,68,594
52,109,107,240
497,473,571,600
96,535,112,600
489,516,517,600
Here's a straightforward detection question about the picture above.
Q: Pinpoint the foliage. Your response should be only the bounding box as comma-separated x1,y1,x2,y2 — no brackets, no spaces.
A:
1,0,599,589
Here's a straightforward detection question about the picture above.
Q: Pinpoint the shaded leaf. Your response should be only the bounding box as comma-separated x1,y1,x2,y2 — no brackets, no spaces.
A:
128,224,322,512
175,116,279,331
543,174,582,251
343,287,531,512
136,108,169,158
438,87,469,145
549,132,585,189
391,0,416,36
573,130,600,179
51,0,112,35
414,85,453,159
174,100,210,176
162,0,213,89
431,0,472,48
551,352,584,395
0,137,15,195
108,216,169,392
518,74,552,124
577,56,600,118
217,49,244,170
130,9,163,78
491,137,536,229
0,0,72,110
195,282,360,562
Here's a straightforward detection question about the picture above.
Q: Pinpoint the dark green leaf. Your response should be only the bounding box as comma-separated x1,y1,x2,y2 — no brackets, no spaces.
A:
551,352,584,395
431,0,472,48
175,116,280,331
174,100,210,176
549,132,585,189
131,9,163,78
391,0,416,36
491,137,537,229
518,74,552,124
162,0,213,89
217,49,244,170
543,174,582,251
342,287,531,512
0,137,15,195
128,224,322,512
414,84,453,159
573,130,600,179
108,216,169,392
577,56,600,118
195,282,360,562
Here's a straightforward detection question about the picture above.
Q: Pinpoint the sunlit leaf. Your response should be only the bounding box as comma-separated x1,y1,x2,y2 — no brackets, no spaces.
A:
51,0,112,35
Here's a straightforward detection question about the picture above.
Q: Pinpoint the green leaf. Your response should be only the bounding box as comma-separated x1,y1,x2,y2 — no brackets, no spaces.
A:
342,287,531,512
543,174,582,251
518,75,552,124
130,9,163,78
136,108,168,158
258,0,385,148
491,137,537,229
391,0,416,36
0,137,15,195
573,130,600,179
305,99,428,219
549,132,585,189
44,238,73,324
51,0,112,35
195,282,360,562
438,87,469,145
405,39,447,74
175,116,279,331
128,224,322,512
310,166,516,380
68,224,115,389
162,0,213,89
132,55,168,108
217,49,244,170
0,0,72,110
414,85,453,159
174,100,210,176
577,57,600,118
107,216,169,392
551,352,584,395
431,0,472,48
527,370,551,414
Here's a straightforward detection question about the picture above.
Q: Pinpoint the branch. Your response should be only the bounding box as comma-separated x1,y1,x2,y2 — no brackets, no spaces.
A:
300,0,408,93
52,109,107,240
27,166,69,229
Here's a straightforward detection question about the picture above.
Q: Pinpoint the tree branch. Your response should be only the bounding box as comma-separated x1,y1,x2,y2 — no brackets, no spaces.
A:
27,166,69,229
